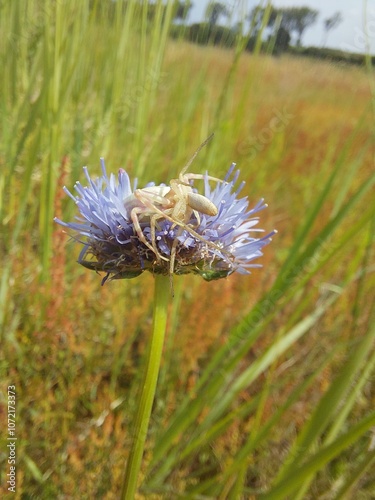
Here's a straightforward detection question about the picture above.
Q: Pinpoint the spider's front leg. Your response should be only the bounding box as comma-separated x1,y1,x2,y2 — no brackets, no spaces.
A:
130,207,168,263
131,186,175,262
149,211,172,263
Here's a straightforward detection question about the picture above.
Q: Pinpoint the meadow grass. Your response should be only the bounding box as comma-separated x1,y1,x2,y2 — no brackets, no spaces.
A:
1,1,374,498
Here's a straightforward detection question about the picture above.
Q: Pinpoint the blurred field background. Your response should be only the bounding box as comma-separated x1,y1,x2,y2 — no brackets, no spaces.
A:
1,1,374,498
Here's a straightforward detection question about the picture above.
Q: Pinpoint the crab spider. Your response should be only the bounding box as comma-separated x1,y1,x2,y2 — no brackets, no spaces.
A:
123,135,231,277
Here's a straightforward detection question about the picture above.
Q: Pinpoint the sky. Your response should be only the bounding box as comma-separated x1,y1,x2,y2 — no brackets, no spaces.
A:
188,0,375,54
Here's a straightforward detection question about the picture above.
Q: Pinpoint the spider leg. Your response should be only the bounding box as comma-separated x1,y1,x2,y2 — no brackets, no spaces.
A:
169,234,178,297
183,173,226,184
166,209,231,262
168,223,185,297
171,196,193,227
192,209,201,228
179,134,214,178
130,207,168,262
169,226,181,276
149,212,169,262
165,208,229,257
134,187,173,207
133,194,231,263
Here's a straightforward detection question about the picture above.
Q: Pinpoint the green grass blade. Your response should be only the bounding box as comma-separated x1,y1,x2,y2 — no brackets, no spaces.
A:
333,449,375,500
258,410,375,500
273,320,375,484
183,348,338,497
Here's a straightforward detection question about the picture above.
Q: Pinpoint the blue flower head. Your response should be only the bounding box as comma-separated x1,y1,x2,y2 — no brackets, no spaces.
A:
54,157,276,284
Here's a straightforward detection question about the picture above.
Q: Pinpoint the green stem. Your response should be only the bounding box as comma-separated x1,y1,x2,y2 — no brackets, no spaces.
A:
121,274,170,499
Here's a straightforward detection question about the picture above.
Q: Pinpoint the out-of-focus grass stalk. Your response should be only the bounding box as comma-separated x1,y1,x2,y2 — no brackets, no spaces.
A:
333,448,375,499
258,411,375,500
127,0,175,179
253,1,272,55
209,0,271,153
269,319,375,497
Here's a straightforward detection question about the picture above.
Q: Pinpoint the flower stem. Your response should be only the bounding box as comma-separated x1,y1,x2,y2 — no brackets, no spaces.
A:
121,274,170,499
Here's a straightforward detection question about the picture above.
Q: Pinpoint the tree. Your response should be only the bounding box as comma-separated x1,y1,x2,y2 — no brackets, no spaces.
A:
272,26,291,55
173,1,193,23
322,11,343,47
205,2,229,27
279,7,319,46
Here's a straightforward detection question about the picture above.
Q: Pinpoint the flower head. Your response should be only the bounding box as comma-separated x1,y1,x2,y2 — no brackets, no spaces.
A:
54,158,275,284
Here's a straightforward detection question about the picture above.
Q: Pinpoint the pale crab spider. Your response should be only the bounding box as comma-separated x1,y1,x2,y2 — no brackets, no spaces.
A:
123,135,230,277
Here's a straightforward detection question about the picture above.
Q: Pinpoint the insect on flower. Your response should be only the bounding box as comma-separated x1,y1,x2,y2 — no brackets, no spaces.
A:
54,135,276,289
123,134,231,278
